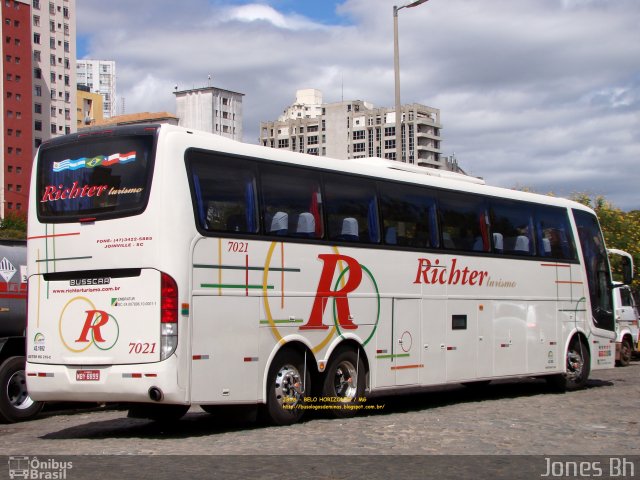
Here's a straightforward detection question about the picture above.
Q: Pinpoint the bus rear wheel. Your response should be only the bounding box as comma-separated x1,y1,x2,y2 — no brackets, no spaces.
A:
262,350,310,426
0,356,44,423
547,338,590,392
321,349,366,418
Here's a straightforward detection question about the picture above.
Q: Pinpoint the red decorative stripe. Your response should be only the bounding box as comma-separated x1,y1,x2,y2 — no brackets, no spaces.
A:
390,364,424,370
27,232,80,240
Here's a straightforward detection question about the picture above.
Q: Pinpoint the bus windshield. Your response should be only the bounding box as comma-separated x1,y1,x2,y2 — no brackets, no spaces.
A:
36,132,156,222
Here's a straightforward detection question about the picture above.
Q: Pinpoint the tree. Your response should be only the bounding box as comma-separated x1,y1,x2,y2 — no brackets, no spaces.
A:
0,212,27,240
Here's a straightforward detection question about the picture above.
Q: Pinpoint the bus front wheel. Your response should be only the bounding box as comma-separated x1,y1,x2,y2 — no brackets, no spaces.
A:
547,338,591,392
262,349,310,426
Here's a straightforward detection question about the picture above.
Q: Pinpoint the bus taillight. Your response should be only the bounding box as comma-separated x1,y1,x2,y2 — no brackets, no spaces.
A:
160,272,178,360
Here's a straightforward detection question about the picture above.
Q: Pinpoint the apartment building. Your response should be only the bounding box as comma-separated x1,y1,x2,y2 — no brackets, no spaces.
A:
32,0,77,149
1,0,33,217
76,59,116,118
174,85,244,141
259,89,443,168
76,83,102,128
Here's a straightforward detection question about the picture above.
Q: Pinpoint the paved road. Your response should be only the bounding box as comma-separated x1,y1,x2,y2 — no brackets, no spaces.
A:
1,362,639,479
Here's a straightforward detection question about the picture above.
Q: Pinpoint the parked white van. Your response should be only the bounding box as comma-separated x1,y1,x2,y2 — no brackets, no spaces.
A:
614,282,639,366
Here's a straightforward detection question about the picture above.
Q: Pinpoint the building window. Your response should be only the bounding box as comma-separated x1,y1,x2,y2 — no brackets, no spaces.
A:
34,120,42,131
33,14,39,26
353,143,366,153
34,85,41,97
50,54,56,65
33,32,40,44
34,67,41,79
33,50,41,61
34,103,42,113
50,37,55,48
385,127,395,137
307,136,318,145
384,139,396,150
50,124,56,134
33,0,40,10
278,139,289,149
352,130,365,140
49,20,55,32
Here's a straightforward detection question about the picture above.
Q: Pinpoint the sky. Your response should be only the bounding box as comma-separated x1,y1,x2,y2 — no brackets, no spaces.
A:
76,0,640,210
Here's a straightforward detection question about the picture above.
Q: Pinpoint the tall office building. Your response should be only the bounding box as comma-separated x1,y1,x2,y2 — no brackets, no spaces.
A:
1,0,33,217
174,86,244,141
260,89,444,169
76,59,116,118
31,0,77,149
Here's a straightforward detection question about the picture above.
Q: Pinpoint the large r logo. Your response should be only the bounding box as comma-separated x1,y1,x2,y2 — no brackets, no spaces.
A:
75,310,110,343
300,254,362,330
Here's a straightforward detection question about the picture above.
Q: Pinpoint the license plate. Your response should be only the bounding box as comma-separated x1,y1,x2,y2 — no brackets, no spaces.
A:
76,370,100,381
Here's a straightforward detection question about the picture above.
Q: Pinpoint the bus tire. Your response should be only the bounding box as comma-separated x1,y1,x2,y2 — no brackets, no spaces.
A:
262,349,310,426
617,338,632,367
127,403,189,421
321,348,366,418
547,338,591,392
0,356,44,423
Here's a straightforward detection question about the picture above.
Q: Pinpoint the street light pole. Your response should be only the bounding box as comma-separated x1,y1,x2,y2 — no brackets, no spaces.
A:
393,0,429,163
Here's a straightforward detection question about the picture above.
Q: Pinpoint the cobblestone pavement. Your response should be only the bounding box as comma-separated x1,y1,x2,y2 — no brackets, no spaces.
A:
1,361,639,457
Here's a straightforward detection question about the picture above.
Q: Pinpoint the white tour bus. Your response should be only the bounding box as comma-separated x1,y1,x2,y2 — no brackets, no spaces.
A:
25,124,631,425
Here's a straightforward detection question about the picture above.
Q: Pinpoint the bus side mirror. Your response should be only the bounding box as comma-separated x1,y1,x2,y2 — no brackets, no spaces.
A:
622,256,633,285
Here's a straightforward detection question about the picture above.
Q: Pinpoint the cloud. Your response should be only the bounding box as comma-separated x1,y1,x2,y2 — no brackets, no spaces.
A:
222,3,327,30
77,0,640,210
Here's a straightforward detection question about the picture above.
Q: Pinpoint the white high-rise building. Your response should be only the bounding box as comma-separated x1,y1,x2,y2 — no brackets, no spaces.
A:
174,86,244,141
76,59,116,118
31,0,77,148
260,89,444,169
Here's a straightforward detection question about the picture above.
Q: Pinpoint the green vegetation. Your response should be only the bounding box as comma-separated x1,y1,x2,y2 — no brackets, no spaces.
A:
0,212,27,240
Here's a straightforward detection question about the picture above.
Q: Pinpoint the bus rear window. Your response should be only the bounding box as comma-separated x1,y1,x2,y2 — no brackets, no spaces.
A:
37,134,155,222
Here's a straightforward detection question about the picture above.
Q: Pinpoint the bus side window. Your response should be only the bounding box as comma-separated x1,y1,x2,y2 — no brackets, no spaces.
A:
260,164,323,239
489,199,535,256
379,182,438,248
534,206,576,260
187,152,258,234
324,173,380,244
439,192,488,252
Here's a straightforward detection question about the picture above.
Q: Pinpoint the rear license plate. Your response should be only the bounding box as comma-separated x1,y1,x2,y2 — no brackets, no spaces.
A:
76,370,100,381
